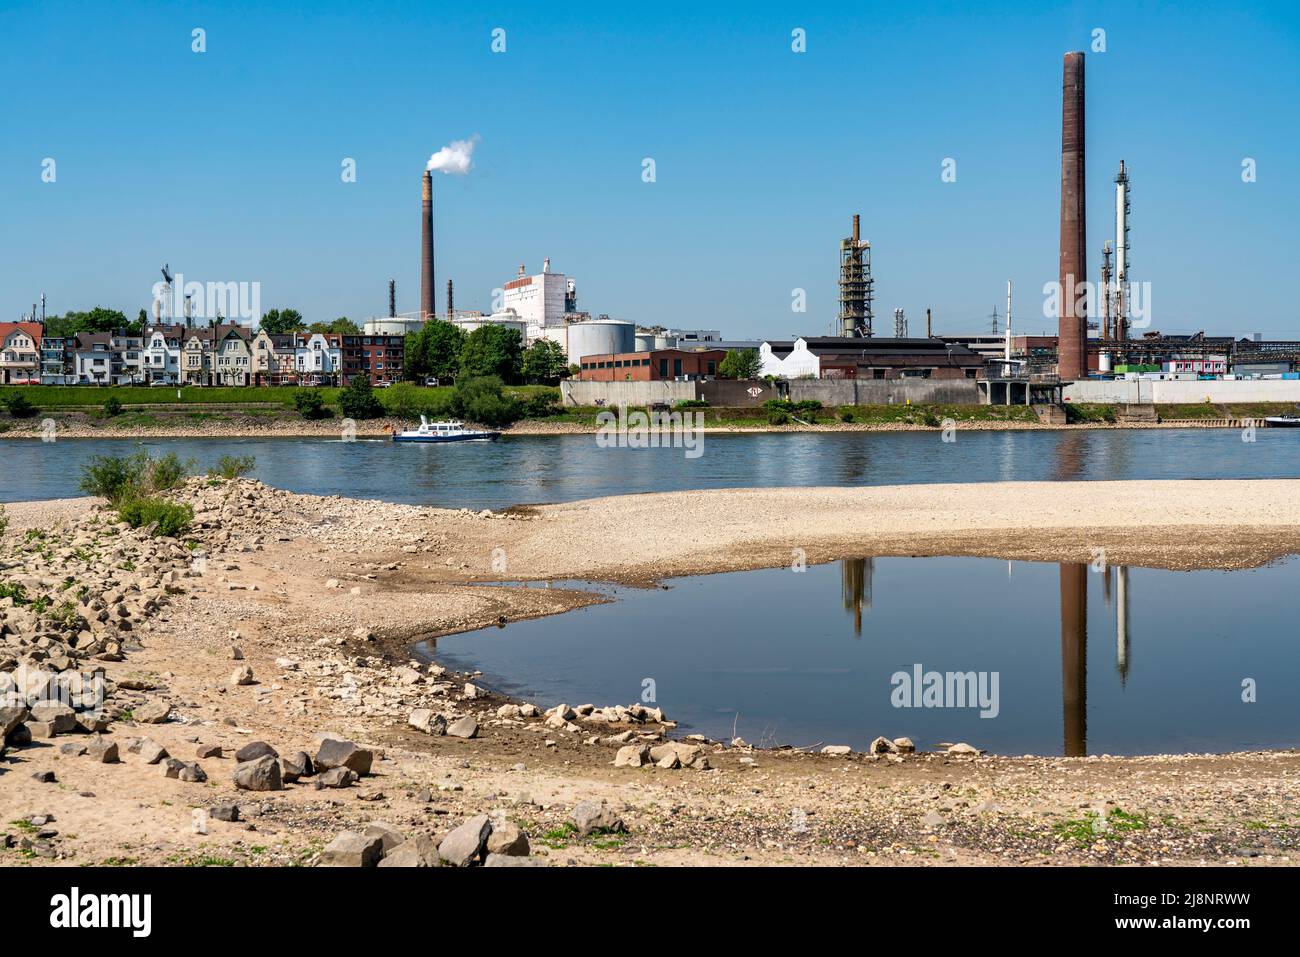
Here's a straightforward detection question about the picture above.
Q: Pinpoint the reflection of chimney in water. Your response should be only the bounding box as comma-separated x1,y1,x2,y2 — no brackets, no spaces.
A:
1116,566,1130,684
841,558,874,638
1060,563,1088,757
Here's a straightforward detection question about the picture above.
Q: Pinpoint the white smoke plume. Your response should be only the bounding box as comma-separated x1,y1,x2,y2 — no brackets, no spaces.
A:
426,135,480,175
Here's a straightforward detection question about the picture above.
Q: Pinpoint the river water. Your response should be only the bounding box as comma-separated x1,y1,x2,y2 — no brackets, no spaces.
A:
3,428,1299,506
6,431,1297,755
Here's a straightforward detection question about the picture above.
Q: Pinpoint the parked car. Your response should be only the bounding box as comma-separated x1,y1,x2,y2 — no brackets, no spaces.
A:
423,376,440,387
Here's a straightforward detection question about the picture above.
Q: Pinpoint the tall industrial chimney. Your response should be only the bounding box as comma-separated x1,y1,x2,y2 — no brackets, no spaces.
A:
420,171,435,322
1058,51,1087,381
446,279,454,320
388,278,396,319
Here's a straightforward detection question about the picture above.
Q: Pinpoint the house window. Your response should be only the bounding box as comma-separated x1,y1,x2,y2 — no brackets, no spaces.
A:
659,359,668,377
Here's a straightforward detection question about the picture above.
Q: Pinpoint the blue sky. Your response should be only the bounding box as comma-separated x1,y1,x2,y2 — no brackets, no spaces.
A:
2,0,1298,339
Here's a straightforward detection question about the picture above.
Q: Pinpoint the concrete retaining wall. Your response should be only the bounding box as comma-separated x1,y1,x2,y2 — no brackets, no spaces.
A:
787,379,981,406
563,377,983,407
1062,379,1300,404
560,380,698,407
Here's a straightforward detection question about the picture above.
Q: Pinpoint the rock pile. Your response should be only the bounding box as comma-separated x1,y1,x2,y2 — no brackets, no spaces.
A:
319,814,536,868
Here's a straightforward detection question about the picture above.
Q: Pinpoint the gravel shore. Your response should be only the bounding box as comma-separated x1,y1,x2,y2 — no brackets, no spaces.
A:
2,480,1298,867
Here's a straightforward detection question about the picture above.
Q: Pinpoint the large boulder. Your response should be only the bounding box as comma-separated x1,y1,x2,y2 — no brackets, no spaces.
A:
234,741,278,763
614,744,650,768
378,834,441,868
84,737,119,763
485,822,530,857
1,706,30,742
29,702,76,734
232,754,283,791
319,831,383,867
281,751,313,782
134,699,173,724
314,767,357,789
136,738,169,764
408,709,447,736
363,823,407,855
445,715,478,739
314,738,373,776
571,800,625,837
437,815,492,867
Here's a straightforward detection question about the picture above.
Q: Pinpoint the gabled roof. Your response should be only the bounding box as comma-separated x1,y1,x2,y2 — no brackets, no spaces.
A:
0,322,42,345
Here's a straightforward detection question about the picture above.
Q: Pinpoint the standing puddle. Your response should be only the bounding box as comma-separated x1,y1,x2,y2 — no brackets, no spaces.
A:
422,556,1300,756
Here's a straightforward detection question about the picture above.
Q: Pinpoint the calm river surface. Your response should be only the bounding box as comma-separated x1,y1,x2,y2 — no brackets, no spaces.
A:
3,428,1300,507
423,557,1299,756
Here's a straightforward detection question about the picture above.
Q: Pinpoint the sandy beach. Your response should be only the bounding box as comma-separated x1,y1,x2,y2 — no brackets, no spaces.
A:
3,479,1299,867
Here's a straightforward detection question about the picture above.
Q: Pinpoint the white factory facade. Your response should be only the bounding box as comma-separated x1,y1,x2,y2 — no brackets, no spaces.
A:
502,258,575,344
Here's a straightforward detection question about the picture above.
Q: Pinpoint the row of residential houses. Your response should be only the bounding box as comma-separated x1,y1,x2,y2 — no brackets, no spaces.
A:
1,322,404,387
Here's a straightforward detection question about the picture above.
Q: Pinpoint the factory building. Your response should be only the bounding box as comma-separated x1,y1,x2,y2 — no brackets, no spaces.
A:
575,348,727,382
503,259,576,344
759,337,983,380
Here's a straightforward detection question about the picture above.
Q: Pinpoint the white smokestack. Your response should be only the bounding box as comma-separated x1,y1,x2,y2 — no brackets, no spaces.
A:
426,135,480,175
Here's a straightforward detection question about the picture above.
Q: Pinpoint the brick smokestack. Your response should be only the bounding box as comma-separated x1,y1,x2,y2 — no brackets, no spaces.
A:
420,171,435,322
1058,51,1087,381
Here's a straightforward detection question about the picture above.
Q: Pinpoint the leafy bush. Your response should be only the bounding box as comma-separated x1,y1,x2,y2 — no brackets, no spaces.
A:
79,453,146,502
767,410,792,425
838,408,856,423
381,382,456,420
117,497,194,537
292,389,333,420
212,454,256,480
103,396,122,416
338,377,384,420
0,503,7,537
147,452,190,492
79,451,191,504
517,388,561,419
0,393,38,418
675,399,710,408
0,581,27,603
456,376,522,427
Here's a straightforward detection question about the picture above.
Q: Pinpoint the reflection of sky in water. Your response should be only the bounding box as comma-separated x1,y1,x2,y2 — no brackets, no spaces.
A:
5,429,1300,509
426,557,1300,757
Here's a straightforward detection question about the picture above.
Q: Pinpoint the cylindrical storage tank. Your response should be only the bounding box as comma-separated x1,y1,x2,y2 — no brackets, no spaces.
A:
565,320,635,362
454,317,527,339
1098,352,1112,373
635,333,657,351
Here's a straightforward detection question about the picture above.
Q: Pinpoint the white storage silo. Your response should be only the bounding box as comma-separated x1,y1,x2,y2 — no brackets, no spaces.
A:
566,319,635,362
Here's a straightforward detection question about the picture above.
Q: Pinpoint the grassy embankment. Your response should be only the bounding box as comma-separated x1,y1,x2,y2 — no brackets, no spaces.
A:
0,383,558,431
1064,402,1300,424
545,403,1042,428
6,384,1294,432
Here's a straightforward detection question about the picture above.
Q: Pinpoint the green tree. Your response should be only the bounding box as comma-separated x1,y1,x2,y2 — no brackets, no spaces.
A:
338,376,384,419
522,339,570,384
719,348,763,379
259,308,306,335
458,325,523,383
44,307,134,338
309,317,360,334
404,320,466,382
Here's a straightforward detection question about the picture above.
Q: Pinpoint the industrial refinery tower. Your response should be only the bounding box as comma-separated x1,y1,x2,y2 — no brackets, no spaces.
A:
1113,159,1131,343
1058,52,1088,381
838,214,874,337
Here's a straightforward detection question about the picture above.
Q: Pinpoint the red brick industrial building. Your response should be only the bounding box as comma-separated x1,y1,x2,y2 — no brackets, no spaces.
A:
576,348,727,382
